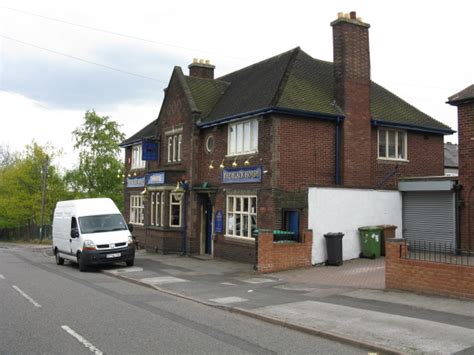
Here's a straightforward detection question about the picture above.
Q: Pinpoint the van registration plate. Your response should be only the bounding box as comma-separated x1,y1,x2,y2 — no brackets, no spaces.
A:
106,252,121,258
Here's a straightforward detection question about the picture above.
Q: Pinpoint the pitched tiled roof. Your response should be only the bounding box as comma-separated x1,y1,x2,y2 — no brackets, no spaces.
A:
120,119,156,147
186,47,452,133
448,84,474,105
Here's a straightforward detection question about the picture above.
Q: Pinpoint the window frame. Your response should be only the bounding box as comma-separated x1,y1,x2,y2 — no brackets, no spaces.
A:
378,128,408,161
227,119,258,156
150,192,164,227
129,195,144,225
169,192,183,228
167,133,182,163
225,195,257,239
131,144,146,169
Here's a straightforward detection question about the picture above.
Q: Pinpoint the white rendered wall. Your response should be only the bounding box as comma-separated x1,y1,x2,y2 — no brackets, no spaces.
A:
308,187,403,265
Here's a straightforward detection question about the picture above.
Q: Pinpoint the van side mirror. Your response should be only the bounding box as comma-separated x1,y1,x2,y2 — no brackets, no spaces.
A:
70,228,79,239
127,223,134,233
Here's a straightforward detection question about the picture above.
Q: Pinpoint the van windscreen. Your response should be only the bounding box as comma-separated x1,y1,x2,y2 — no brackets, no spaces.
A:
78,214,127,234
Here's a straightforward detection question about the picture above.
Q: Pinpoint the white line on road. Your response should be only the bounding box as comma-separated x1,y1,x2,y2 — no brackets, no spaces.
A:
61,325,103,355
12,285,42,308
0,274,5,279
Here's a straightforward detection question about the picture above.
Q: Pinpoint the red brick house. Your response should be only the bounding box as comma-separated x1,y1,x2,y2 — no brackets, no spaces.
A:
120,12,453,263
448,84,474,250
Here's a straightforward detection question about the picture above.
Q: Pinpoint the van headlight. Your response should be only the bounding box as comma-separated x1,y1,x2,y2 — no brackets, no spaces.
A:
83,240,96,251
128,235,133,245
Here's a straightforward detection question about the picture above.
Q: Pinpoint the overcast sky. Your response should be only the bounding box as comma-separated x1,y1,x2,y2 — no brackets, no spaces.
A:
1,1,473,170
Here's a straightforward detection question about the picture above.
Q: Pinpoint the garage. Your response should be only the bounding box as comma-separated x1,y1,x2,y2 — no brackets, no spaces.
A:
399,177,459,248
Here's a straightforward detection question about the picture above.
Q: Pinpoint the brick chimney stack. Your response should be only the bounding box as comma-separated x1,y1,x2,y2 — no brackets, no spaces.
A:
188,58,215,79
331,11,372,187
448,84,474,250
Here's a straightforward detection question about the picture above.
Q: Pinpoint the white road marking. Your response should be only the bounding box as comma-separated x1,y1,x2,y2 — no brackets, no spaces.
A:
0,274,5,279
220,282,237,286
140,276,188,285
209,296,248,304
12,285,41,308
240,278,276,284
105,266,143,274
61,325,103,355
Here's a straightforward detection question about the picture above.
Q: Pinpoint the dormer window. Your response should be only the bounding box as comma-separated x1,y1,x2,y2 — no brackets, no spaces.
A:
131,144,146,169
228,119,258,156
378,129,407,161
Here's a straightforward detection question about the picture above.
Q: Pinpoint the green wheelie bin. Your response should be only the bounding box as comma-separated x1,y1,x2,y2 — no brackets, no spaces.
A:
358,226,383,259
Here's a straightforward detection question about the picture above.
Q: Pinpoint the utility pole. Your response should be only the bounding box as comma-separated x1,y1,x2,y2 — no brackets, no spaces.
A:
40,156,49,240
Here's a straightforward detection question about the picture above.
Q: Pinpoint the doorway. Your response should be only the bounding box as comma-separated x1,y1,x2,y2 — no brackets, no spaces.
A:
202,196,213,255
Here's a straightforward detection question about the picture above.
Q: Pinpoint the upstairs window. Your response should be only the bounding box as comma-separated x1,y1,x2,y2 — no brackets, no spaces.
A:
228,119,258,156
167,133,182,163
378,129,407,160
131,144,146,169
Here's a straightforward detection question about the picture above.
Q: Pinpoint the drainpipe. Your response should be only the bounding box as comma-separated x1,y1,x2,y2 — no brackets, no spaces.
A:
180,180,189,255
335,117,342,185
454,182,461,252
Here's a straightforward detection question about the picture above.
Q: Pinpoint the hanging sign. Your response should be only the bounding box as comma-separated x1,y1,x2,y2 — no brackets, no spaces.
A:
142,141,158,161
222,166,262,184
214,210,223,233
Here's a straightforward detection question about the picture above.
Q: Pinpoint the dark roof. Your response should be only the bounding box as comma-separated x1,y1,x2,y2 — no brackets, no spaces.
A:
448,84,474,105
185,47,451,133
444,142,458,168
120,119,156,147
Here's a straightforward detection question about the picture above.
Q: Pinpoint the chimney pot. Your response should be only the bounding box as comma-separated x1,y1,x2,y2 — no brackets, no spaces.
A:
337,12,344,19
205,59,210,65
199,59,204,64
350,11,356,19
344,13,350,19
193,58,198,63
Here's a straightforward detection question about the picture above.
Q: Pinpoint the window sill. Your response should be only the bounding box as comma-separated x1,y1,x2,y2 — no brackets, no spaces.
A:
130,167,146,171
226,151,258,158
377,158,409,163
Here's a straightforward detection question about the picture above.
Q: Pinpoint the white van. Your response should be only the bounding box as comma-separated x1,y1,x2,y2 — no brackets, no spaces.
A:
52,198,135,272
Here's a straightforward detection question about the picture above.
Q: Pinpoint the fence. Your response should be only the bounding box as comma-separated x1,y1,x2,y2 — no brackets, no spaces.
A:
0,225,52,241
401,239,474,267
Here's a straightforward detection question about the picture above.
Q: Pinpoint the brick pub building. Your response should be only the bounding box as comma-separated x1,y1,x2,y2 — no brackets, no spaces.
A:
120,12,453,264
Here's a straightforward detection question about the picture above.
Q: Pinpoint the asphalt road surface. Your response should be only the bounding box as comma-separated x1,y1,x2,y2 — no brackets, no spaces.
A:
0,244,368,354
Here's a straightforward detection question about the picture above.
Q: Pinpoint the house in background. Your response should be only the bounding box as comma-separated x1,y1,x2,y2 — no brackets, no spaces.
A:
120,11,453,265
444,142,458,176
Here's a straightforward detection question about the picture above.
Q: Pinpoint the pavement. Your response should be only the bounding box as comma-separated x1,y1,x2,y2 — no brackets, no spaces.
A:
28,244,474,354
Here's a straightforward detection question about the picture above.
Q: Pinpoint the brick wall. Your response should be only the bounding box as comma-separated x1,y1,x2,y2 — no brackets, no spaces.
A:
385,239,474,299
257,230,313,273
373,130,445,189
214,234,256,264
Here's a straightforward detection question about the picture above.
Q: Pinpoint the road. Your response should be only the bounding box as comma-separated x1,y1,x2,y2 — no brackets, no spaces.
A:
0,244,367,354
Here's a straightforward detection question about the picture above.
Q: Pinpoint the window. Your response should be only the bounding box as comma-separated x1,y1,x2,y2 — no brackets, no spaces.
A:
205,134,214,153
131,144,146,169
228,119,258,155
169,193,183,227
130,195,144,224
226,195,257,238
167,134,182,163
378,129,407,160
150,192,164,227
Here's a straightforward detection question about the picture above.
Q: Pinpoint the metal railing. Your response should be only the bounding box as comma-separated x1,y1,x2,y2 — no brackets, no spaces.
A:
401,239,474,267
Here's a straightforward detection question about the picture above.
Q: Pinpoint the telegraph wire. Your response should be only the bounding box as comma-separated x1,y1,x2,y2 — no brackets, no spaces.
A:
0,34,167,83
0,5,247,61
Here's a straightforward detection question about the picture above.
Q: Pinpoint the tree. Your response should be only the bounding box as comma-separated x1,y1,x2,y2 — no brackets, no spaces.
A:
66,110,125,208
0,143,67,232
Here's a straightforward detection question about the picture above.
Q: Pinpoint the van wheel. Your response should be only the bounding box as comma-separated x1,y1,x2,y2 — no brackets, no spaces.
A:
126,259,134,267
55,250,64,265
77,253,87,272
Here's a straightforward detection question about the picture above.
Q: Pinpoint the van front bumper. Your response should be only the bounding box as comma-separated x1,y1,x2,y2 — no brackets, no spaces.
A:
81,245,135,266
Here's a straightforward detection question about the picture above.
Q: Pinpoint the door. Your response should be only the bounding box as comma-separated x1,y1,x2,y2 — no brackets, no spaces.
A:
70,217,81,259
204,198,213,254
403,191,456,247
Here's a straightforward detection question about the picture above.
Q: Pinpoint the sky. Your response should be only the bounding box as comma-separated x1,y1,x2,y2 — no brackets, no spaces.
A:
0,1,473,170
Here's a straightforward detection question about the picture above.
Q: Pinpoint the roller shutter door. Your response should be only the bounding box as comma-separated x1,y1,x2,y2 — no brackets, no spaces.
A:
402,191,455,247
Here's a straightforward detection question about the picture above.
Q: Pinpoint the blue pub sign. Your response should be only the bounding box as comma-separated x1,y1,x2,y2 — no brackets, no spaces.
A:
222,166,262,184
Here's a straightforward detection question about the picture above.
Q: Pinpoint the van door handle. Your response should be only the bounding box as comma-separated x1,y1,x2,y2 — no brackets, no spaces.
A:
69,239,72,243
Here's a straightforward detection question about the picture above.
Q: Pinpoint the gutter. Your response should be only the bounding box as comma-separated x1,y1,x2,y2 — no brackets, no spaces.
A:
197,107,344,128
372,119,455,135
